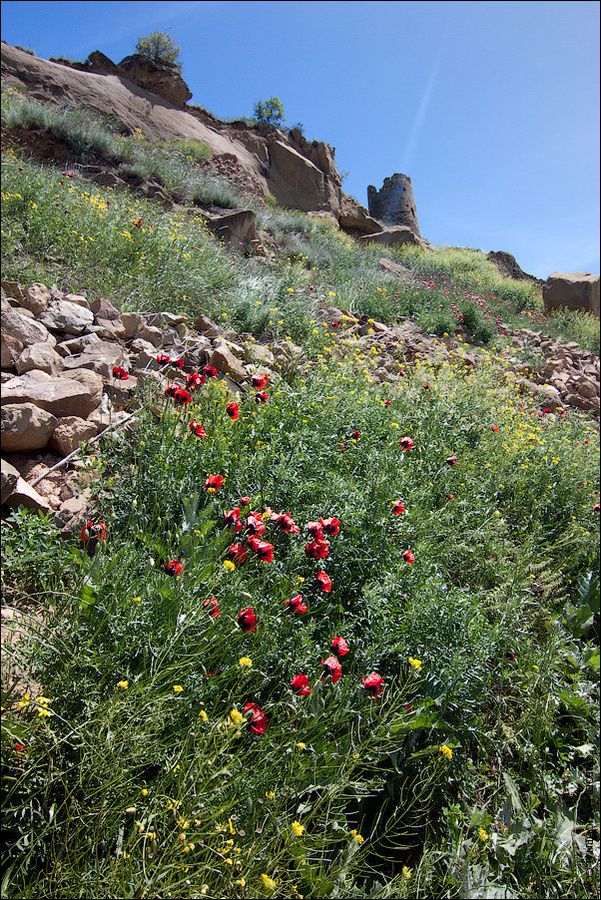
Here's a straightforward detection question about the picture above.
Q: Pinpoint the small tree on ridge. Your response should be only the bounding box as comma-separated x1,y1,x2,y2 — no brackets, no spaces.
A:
253,97,286,128
135,31,183,71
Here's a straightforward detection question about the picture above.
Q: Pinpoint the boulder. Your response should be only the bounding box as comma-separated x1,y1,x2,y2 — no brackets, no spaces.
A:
37,299,95,334
1,332,24,369
209,344,248,383
2,308,54,346
120,312,147,338
194,314,221,338
22,282,52,315
1,458,21,504
49,416,98,456
1,371,98,418
378,258,414,279
63,293,91,309
206,209,258,249
117,53,192,107
92,317,127,340
137,325,164,348
543,272,600,317
61,341,129,378
61,368,104,406
487,251,540,283
1,281,28,304
15,342,63,376
5,477,52,513
89,297,121,320
267,140,336,213
56,332,102,357
1,402,59,451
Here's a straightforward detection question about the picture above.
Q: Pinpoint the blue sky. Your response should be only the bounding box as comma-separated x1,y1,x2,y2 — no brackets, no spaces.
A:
2,0,599,278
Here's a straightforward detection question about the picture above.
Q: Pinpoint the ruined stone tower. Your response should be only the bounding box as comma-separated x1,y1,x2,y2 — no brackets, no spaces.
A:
367,174,420,235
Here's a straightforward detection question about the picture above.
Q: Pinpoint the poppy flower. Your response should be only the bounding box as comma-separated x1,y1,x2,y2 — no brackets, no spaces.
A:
400,437,414,450
228,543,248,564
81,521,107,542
391,500,405,515
247,537,274,562
238,496,251,507
189,421,207,437
246,514,265,536
594,503,600,513
204,365,219,379
291,674,311,696
362,672,384,699
331,636,349,657
320,516,340,536
171,358,185,370
285,594,307,614
164,559,184,576
157,353,171,365
238,607,256,632
244,702,267,735
112,366,129,380
274,512,300,534
255,390,268,404
445,494,455,501
351,430,361,440
307,521,324,540
203,597,220,618
402,550,415,564
205,474,224,492
224,508,243,531
321,656,342,683
226,401,240,419
384,399,392,407
305,539,329,560
251,373,269,389
399,368,407,377
316,571,332,592
491,425,499,432
446,456,458,466
186,372,205,389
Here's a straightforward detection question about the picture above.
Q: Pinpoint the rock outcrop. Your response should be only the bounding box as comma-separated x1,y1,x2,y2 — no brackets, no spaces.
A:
543,272,600,318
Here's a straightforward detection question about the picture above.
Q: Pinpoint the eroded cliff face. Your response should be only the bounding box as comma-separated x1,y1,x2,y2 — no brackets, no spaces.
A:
1,43,378,233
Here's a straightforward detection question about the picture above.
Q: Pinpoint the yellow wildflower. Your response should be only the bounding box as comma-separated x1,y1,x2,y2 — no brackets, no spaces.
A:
402,865,412,879
408,657,422,671
230,709,244,727
117,680,129,691
439,744,453,760
35,697,54,717
173,685,183,693
292,820,305,836
350,829,364,844
223,560,236,572
478,826,489,842
239,657,252,669
199,709,209,721
261,873,277,892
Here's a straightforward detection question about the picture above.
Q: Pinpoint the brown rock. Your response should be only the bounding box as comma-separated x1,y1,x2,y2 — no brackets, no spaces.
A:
543,272,600,317
117,53,192,107
137,325,164,348
206,209,258,249
1,371,98,418
1,332,24,369
209,345,248,383
194,314,221,338
15,342,63,376
359,227,429,249
61,341,128,378
1,281,28,303
244,343,276,366
92,317,127,340
6,477,52,513
2,308,54,346
22,282,52,315
378,258,414,279
49,416,98,456
104,375,139,409
37,299,95,334
90,297,121,320
62,368,104,405
56,332,102,357
120,312,147,338
1,458,20,504
63,293,91,309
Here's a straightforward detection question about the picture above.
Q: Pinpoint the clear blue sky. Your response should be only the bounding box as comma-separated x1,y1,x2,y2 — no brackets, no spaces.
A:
2,1,599,278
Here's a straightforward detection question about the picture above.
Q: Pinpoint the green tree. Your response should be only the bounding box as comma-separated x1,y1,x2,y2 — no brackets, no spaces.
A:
253,97,286,128
135,31,182,71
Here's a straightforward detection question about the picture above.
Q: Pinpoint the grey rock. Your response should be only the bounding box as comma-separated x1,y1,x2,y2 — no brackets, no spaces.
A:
49,416,98,457
61,341,128,378
37,300,95,335
1,402,59,451
15,342,63,376
1,371,98,418
2,308,54,346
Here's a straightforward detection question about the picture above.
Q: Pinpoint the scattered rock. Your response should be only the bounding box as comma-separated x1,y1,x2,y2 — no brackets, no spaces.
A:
6,476,52,513
22,282,52,315
1,371,98,418
1,403,59,452
61,341,129,378
49,416,98,457
2,308,54,347
37,299,95,335
15,341,63,375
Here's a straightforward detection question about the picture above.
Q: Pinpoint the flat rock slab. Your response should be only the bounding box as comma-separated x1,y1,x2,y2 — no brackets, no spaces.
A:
61,341,128,378
15,341,63,375
2,308,54,347
1,402,58,452
1,458,20,504
37,299,95,335
1,371,98,418
6,476,52,513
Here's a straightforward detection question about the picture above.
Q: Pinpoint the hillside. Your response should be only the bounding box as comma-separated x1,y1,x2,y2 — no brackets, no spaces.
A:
1,42,600,900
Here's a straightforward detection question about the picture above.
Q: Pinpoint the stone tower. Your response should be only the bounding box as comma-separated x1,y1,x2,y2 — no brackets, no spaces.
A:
367,174,420,235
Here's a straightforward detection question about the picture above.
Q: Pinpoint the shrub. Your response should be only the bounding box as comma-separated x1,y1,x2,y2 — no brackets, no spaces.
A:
253,96,286,128
135,30,183,71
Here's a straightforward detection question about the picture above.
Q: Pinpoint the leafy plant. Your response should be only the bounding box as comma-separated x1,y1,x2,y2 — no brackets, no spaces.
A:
253,96,286,128
135,30,183,71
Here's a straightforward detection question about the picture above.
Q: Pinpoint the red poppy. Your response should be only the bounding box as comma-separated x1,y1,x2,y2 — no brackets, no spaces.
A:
157,354,171,365
273,512,300,534
399,368,407,377
189,421,207,437
316,571,332,592
112,366,129,380
164,559,184,576
247,536,274,562
424,383,430,390
391,500,405,515
246,514,265,536
285,594,307,614
226,401,240,419
203,597,220,618
351,430,361,440
204,365,219,379
171,358,185,370
402,550,415,564
307,521,325,540
238,607,256,632
331,636,349,657
446,456,458,466
165,384,191,405
205,474,224,492
445,494,455,501
238,496,251,507
491,425,500,432
228,543,248,564
385,399,392,407
400,437,414,450
594,503,600,513
224,507,243,531
251,373,269,389
291,674,311,696
340,443,345,451
244,702,267,735
362,672,384,699
186,372,205,389
321,656,342,683
305,539,329,560
320,516,340,536
81,521,107,542
255,390,268,404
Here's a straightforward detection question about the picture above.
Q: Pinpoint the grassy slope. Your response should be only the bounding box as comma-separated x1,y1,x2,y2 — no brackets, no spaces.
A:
1,88,600,900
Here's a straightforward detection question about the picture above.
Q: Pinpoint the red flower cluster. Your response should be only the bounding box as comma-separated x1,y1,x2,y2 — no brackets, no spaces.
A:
189,421,207,437
446,456,458,466
112,366,129,380
362,672,384,699
238,607,257,632
228,543,248,564
203,597,219,618
171,358,185,371
164,558,184,576
248,536,274,562
291,674,310,696
255,390,268,404
305,538,329,559
244,702,267,734
226,401,240,419
81,520,107,542
165,384,191,405
224,507,243,532
316,571,332,592
391,500,405,515
400,436,414,450
205,474,224,492
157,354,170,365
204,365,219,379
186,372,205,390
331,636,349,657
251,373,269,389
285,594,307,614
402,550,415,564
321,656,342,684
269,511,300,534
351,429,361,441
320,516,340,536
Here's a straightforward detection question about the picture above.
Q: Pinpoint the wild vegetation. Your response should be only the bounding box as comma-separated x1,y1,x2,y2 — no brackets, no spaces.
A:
1,81,600,900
